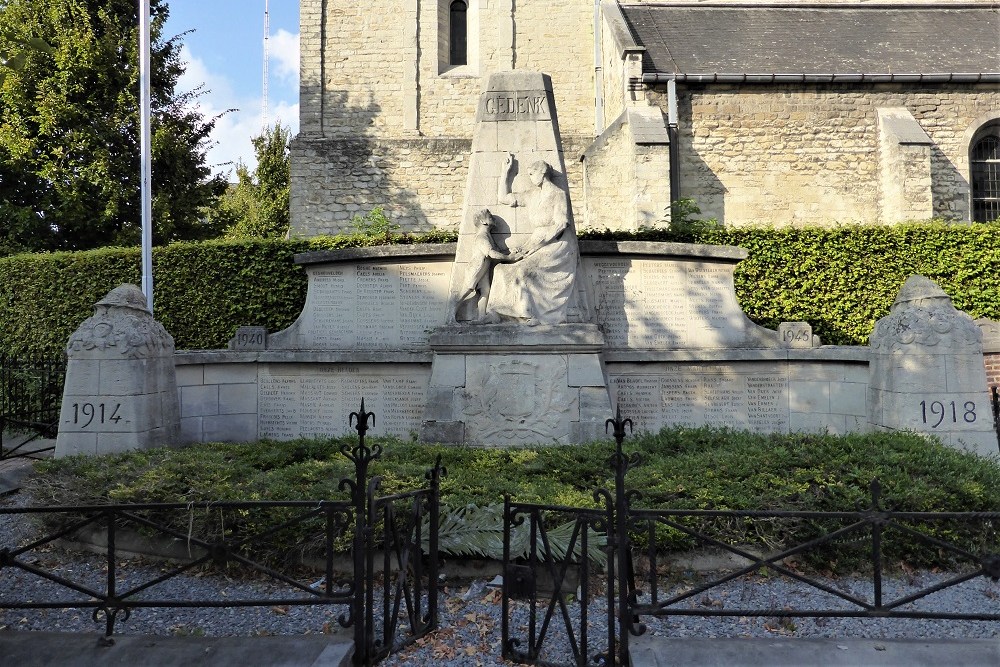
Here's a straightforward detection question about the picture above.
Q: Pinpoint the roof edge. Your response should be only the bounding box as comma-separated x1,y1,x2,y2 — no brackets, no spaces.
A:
641,72,1000,85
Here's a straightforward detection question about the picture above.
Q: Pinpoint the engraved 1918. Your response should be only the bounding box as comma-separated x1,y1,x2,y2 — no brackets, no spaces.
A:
69,402,123,428
920,400,976,428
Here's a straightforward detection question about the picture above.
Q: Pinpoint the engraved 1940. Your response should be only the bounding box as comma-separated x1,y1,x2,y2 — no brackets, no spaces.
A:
236,330,265,347
69,402,123,428
919,400,976,428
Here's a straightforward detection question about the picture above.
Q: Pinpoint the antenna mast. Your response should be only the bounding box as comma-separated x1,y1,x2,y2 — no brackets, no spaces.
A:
262,0,270,130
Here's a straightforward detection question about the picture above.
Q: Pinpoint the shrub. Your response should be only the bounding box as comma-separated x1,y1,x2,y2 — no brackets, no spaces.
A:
25,428,1000,571
2,220,998,357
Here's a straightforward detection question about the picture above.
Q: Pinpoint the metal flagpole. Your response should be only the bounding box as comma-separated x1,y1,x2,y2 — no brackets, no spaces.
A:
139,0,153,312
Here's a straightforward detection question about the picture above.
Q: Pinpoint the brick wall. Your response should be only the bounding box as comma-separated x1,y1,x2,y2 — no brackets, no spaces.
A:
985,353,1000,389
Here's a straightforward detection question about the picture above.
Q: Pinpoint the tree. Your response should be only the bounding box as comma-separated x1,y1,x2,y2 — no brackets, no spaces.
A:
0,28,53,86
219,123,291,239
0,0,227,255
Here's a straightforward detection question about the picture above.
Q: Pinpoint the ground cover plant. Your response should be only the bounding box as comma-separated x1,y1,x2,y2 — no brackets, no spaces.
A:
24,428,1000,572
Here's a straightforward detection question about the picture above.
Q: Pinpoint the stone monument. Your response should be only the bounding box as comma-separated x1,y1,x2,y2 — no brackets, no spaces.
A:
868,275,997,456
421,71,612,445
56,284,180,457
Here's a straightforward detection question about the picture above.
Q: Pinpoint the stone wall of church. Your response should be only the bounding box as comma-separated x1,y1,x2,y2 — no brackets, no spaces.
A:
646,84,1000,225
299,0,596,141
293,0,599,234
290,135,592,235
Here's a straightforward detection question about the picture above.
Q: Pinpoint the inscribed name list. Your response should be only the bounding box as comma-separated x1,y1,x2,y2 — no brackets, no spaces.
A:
610,371,789,433
258,366,429,439
303,262,450,349
587,259,743,349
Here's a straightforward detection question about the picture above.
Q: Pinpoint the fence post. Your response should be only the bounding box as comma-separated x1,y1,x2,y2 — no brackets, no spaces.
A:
425,455,444,630
991,386,999,448
342,398,380,665
606,406,638,665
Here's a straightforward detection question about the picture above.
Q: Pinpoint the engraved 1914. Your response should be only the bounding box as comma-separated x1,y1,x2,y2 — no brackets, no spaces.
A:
920,400,977,428
68,402,123,428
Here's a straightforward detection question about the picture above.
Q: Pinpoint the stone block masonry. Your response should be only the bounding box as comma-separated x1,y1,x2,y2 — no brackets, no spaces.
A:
646,84,1000,226
290,135,591,236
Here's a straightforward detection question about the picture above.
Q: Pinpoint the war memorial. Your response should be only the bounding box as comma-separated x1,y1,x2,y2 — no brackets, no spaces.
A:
55,72,998,458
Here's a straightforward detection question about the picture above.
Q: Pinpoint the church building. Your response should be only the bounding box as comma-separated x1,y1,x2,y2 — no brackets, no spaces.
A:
289,1,1000,235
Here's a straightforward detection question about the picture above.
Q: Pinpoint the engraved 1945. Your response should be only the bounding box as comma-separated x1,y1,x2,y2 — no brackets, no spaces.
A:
920,400,976,428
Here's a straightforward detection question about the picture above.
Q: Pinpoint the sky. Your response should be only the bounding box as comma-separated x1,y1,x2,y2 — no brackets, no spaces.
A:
162,0,299,181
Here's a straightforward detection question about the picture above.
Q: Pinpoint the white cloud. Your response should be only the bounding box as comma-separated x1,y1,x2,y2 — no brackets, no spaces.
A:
270,29,299,84
175,45,299,181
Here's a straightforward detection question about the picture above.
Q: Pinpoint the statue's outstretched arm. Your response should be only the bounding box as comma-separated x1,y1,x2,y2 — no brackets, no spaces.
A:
497,152,518,206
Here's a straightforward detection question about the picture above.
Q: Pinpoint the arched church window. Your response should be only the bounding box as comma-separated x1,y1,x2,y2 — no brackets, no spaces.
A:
971,125,1000,222
449,1,467,66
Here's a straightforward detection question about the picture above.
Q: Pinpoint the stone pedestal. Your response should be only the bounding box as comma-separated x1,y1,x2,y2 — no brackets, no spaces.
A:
420,325,612,445
56,285,180,457
868,276,997,457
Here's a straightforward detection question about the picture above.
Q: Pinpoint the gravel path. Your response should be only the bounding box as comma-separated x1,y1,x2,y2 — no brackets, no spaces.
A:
4,484,1000,667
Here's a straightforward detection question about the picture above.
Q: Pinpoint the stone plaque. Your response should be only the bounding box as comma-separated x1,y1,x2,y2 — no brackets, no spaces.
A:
257,365,429,439
778,322,814,349
585,257,777,350
270,260,452,351
479,90,551,122
868,276,996,457
229,326,267,351
610,370,789,434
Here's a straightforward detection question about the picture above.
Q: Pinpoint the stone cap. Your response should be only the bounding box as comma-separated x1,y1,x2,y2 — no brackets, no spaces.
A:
430,323,606,353
578,240,747,262
96,284,150,314
485,70,552,93
976,318,1000,353
891,275,953,311
294,243,457,266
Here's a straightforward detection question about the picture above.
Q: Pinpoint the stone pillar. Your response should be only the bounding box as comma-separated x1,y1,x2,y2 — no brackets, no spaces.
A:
421,325,611,445
422,70,613,444
56,285,180,457
877,108,933,224
868,276,997,457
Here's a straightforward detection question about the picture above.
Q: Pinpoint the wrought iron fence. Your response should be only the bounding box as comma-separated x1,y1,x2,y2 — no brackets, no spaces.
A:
0,400,442,665
991,385,999,446
0,355,66,460
501,498,613,666
501,409,1000,666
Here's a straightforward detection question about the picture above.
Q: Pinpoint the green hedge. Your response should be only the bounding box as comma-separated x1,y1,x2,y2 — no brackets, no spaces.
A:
581,220,1000,345
0,231,457,358
2,221,998,358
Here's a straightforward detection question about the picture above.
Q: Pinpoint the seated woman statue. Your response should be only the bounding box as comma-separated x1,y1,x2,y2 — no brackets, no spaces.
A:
480,153,579,325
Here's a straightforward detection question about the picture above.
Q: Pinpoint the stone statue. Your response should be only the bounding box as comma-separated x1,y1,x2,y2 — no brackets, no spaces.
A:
454,208,511,320
480,153,579,325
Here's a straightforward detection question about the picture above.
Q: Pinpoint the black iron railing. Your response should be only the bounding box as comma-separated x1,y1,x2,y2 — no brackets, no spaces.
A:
630,483,1000,625
0,355,66,460
502,408,1000,667
0,400,442,665
991,385,999,447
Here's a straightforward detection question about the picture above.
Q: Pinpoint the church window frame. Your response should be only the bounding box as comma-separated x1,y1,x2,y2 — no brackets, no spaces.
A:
438,0,477,75
970,122,1000,222
449,1,468,66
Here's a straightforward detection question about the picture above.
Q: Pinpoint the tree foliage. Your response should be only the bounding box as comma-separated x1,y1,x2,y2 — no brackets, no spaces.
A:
0,25,53,86
219,123,291,239
0,0,227,255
